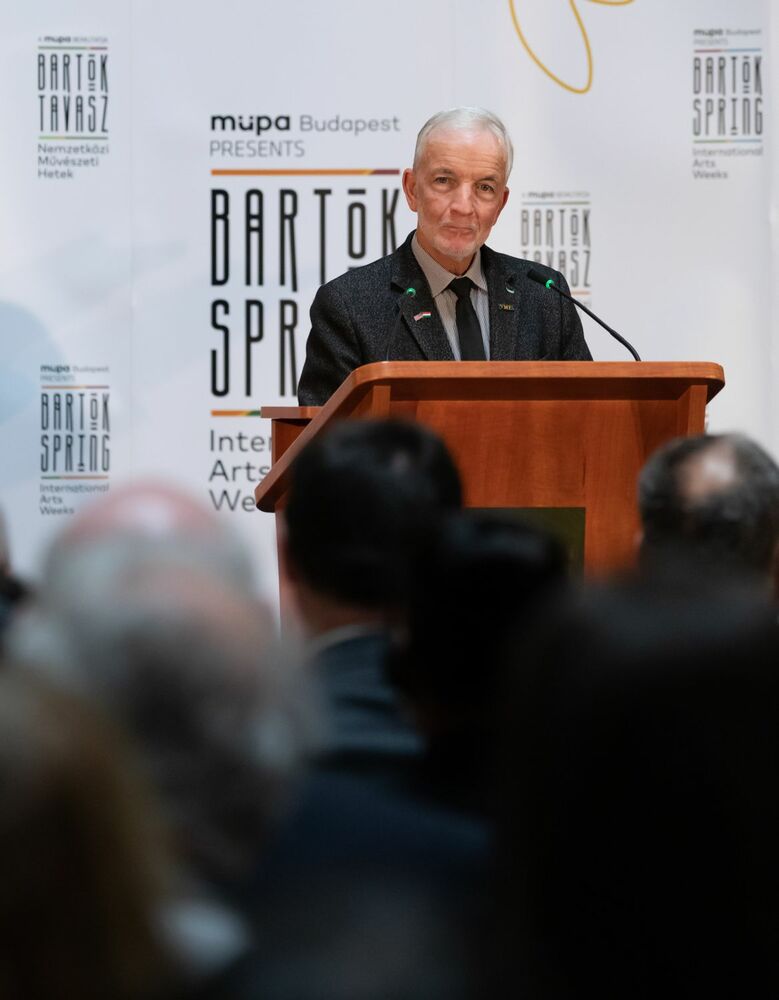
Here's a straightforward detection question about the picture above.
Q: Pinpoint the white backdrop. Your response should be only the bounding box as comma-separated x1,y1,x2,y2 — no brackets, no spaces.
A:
1,0,776,597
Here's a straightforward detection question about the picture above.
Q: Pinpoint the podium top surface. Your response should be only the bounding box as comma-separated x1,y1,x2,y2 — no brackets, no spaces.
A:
321,358,723,386
263,361,724,419
255,362,724,512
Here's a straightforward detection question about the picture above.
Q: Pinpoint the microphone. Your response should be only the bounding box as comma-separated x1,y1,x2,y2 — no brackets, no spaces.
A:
385,284,418,361
526,268,641,362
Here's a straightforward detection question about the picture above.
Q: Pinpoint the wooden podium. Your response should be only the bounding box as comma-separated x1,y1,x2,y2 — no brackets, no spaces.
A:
255,361,724,588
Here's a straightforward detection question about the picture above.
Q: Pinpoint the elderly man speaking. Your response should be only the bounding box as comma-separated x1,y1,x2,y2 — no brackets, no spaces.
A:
297,106,591,406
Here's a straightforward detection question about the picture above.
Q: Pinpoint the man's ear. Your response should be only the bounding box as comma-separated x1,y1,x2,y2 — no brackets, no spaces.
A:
492,185,510,226
402,168,418,212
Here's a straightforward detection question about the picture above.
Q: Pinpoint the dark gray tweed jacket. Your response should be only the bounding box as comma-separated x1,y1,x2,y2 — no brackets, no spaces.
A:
297,231,592,405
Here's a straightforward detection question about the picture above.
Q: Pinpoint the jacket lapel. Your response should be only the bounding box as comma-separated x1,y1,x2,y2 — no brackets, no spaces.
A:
390,234,455,362
482,245,520,361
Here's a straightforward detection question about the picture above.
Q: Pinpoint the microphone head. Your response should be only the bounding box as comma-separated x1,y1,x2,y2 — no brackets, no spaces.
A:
526,268,554,288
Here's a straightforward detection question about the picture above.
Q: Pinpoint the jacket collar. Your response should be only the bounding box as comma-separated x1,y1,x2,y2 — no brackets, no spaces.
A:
390,232,454,361
481,243,520,361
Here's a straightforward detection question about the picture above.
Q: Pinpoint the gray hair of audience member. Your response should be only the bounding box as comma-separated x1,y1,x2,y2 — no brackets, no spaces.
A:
43,480,259,599
638,432,779,582
413,107,514,179
7,533,315,885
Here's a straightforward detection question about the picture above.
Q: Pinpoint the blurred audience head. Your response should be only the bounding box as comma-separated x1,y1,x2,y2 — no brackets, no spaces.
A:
0,507,9,577
8,481,313,886
49,478,258,594
638,432,779,596
0,506,31,649
283,419,462,633
500,575,779,997
390,511,567,738
0,668,174,1000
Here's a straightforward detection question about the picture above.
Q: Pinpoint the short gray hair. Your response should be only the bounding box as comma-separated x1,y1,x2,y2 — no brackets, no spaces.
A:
413,107,514,180
638,432,779,577
7,533,317,883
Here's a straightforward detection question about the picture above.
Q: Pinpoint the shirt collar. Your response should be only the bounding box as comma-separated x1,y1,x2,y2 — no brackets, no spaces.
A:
411,232,487,297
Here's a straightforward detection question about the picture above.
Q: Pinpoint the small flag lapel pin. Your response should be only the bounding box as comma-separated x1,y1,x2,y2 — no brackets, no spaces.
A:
414,311,432,321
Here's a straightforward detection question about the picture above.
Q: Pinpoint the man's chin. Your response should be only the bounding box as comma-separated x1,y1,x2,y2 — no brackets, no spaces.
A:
434,238,479,262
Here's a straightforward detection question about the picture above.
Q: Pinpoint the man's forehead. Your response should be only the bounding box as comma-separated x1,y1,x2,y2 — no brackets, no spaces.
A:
418,129,507,179
421,126,505,161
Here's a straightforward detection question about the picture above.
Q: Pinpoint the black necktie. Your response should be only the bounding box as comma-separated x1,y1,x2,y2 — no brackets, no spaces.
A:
448,277,486,361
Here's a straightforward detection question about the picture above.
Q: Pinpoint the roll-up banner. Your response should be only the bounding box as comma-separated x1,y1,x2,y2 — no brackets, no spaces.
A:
0,0,774,599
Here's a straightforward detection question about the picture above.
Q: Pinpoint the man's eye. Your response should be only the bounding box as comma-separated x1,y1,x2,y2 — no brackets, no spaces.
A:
478,183,495,194
434,176,450,185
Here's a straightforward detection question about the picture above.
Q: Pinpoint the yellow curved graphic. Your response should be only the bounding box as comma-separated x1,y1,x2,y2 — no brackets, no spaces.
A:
508,0,636,94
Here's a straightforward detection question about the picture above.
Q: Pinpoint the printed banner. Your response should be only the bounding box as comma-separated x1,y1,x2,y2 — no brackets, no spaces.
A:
0,0,776,603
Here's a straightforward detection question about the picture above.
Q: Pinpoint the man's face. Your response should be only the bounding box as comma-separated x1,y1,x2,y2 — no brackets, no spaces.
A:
402,127,510,275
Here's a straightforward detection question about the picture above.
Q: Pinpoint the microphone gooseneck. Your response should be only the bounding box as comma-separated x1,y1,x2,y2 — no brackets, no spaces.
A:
526,268,641,362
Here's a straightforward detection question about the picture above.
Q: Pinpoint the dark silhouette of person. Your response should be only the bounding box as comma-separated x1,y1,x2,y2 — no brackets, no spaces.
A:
282,418,462,779
497,576,779,998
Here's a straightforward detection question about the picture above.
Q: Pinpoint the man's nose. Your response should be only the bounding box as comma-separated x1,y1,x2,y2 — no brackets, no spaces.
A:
450,184,475,214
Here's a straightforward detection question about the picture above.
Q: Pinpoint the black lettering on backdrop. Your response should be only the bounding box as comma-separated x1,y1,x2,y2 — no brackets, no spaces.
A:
211,190,229,285
244,300,263,396
40,390,110,473
279,189,298,291
38,50,108,135
347,188,367,262
692,52,763,138
382,189,399,255
520,201,592,297
314,188,331,285
245,189,263,286
210,299,267,397
211,299,230,395
279,299,298,397
209,184,401,397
